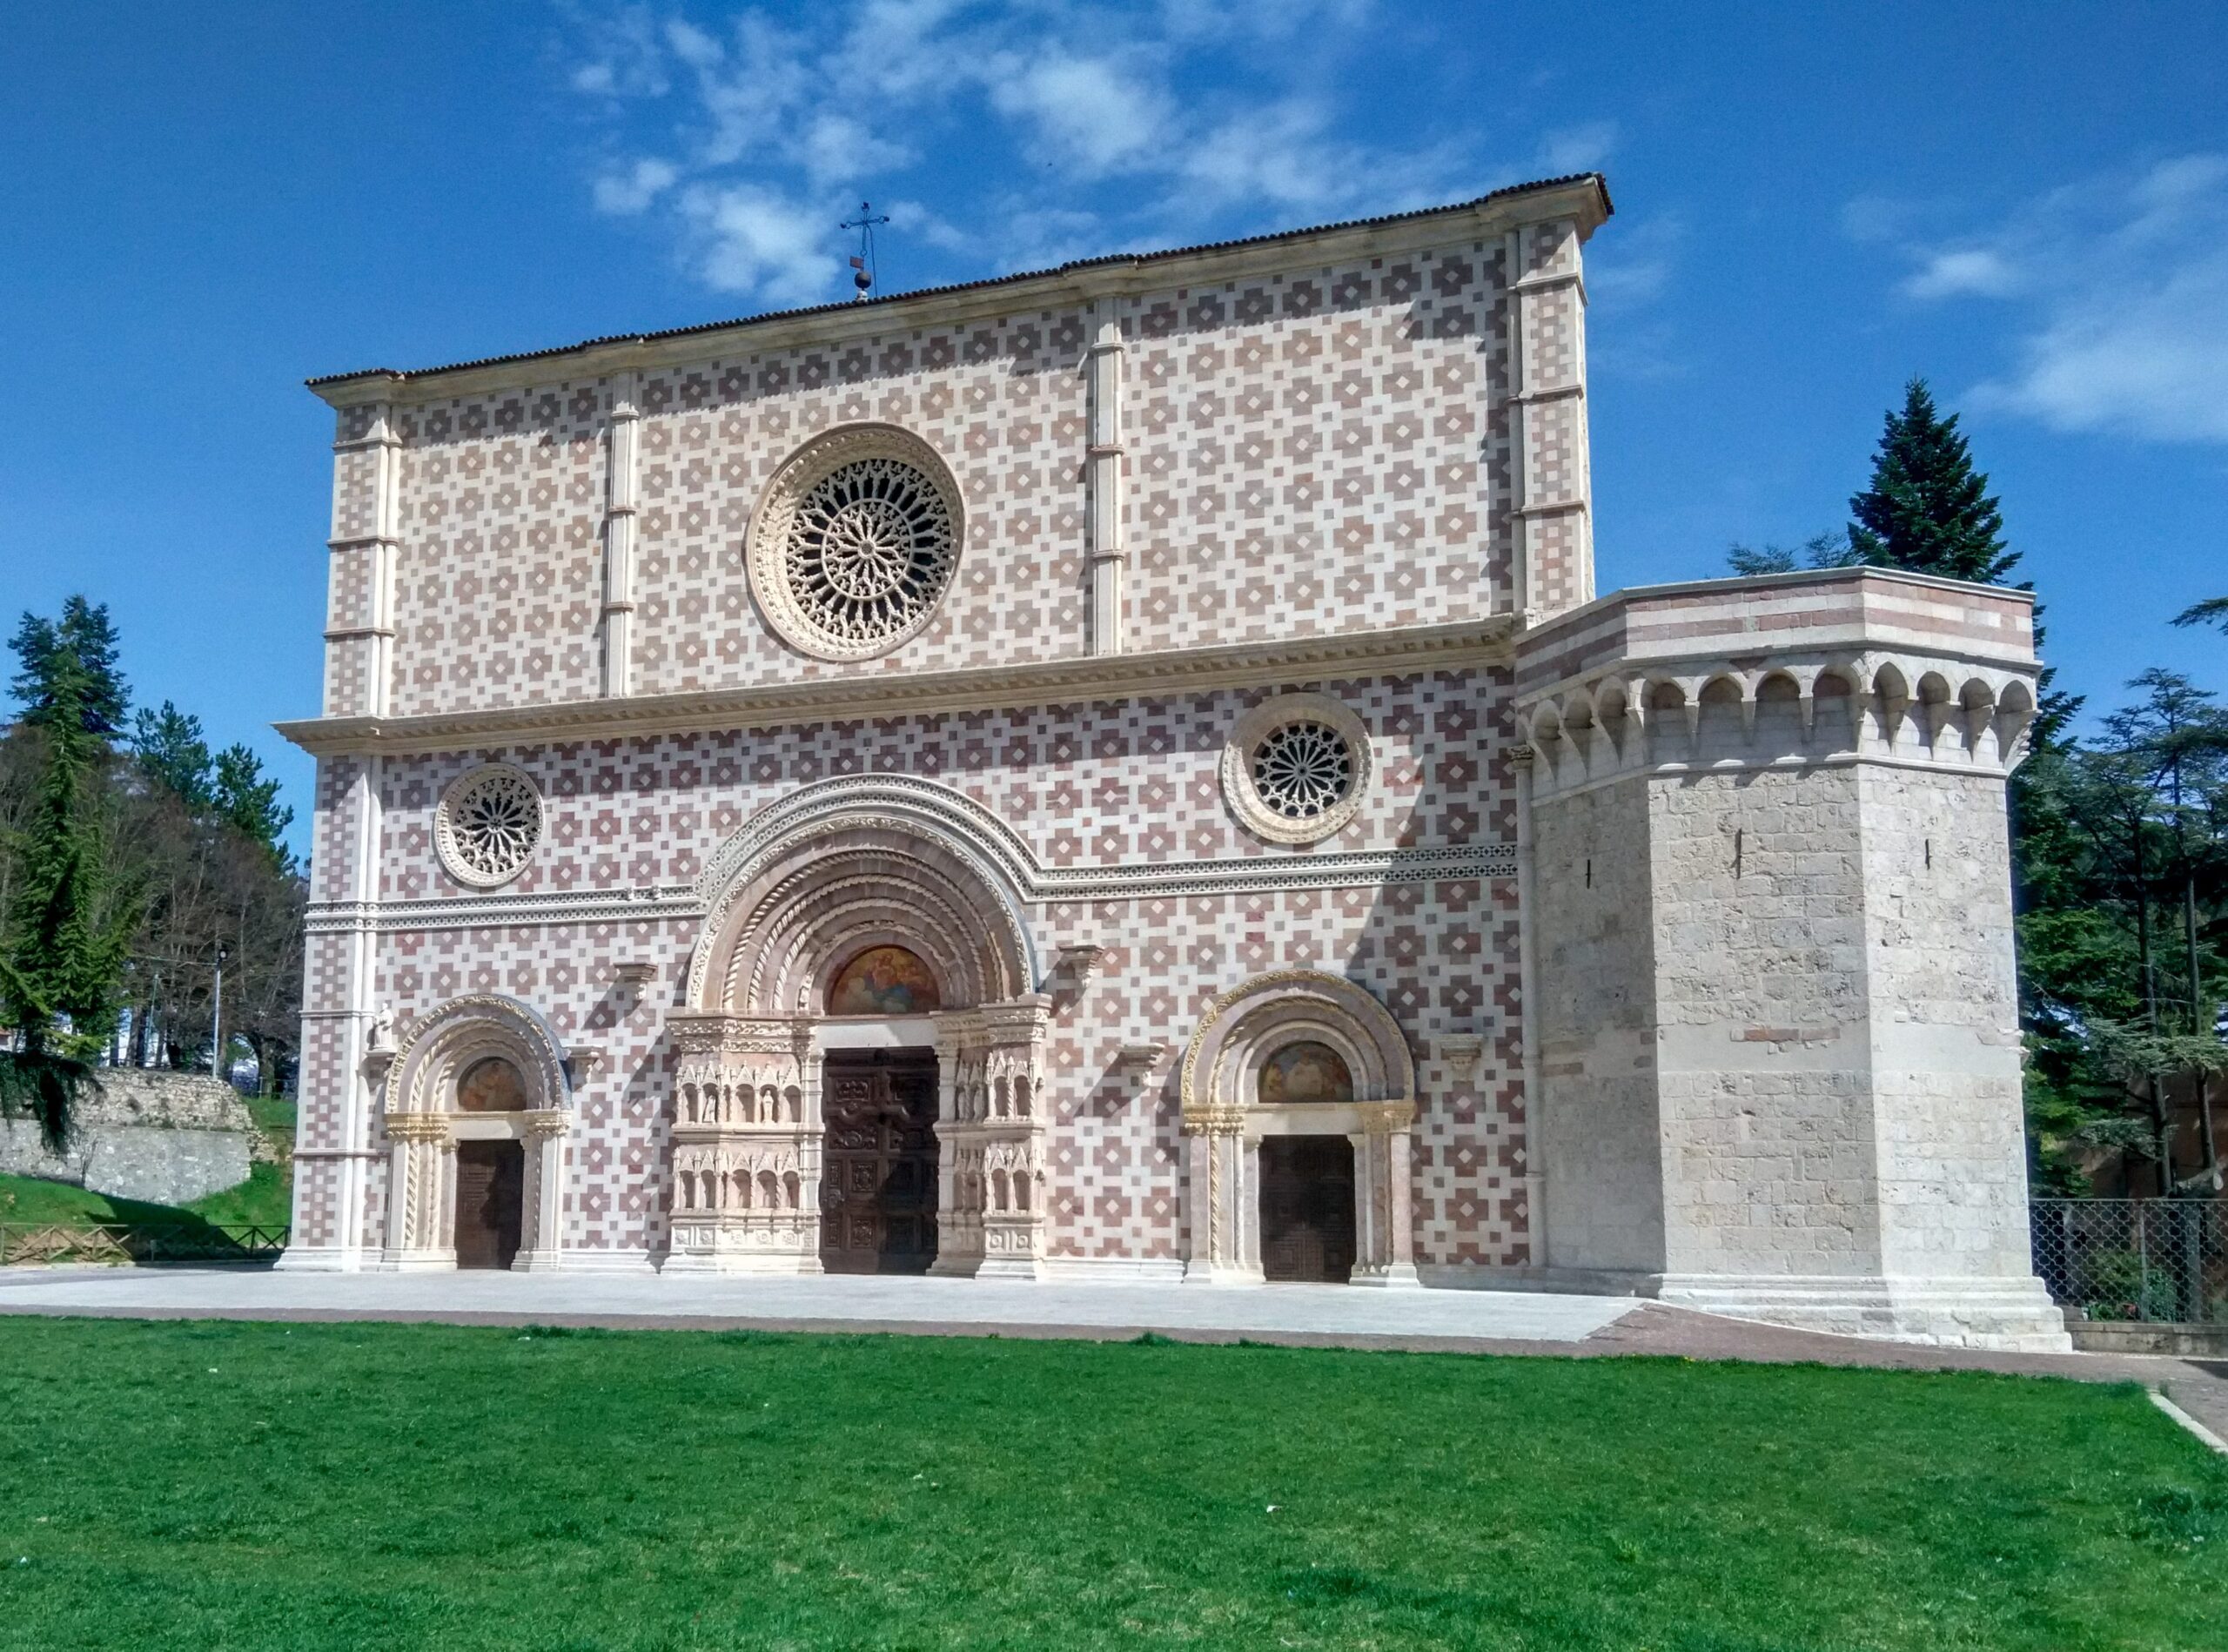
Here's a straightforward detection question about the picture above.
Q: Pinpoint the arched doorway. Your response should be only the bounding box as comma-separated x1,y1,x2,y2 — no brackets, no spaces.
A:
453,1056,528,1269
454,1141,525,1269
1259,1137,1357,1282
670,793,1051,1278
1180,971,1421,1287
377,996,574,1273
1255,1040,1359,1282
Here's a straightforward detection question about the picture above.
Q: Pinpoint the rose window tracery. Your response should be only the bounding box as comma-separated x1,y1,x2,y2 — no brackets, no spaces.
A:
750,427,965,661
1220,694,1372,845
435,765,544,888
1249,721,1355,822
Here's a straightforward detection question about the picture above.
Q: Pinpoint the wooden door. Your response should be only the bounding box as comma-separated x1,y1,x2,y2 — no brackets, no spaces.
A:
1259,1135,1357,1282
454,1139,524,1270
820,1051,939,1274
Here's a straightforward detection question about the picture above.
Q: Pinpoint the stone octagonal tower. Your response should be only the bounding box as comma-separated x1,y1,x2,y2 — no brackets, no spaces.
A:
1513,568,2068,1349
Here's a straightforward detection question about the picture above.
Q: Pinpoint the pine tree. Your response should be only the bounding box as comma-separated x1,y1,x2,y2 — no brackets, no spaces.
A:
0,644,138,1151
10,597,130,739
211,744,294,869
131,701,215,808
1847,379,2018,584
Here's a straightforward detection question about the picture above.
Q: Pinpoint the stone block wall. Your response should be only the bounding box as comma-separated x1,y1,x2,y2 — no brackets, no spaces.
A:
1515,567,2066,1349
0,1071,259,1209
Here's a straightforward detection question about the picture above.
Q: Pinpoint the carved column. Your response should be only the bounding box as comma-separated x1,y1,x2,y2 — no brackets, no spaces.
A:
512,1109,574,1273
1181,1106,1263,1285
929,1012,988,1276
663,1013,823,1273
601,380,641,697
1351,1100,1420,1287
932,997,1052,1278
1084,316,1125,655
380,1111,455,1271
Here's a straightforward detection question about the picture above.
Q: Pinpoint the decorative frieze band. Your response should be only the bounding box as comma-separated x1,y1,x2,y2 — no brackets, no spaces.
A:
303,841,1516,936
276,616,1519,756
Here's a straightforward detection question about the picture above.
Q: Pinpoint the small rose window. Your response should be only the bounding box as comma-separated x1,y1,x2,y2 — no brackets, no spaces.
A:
1251,722,1355,823
435,764,544,889
1221,694,1372,845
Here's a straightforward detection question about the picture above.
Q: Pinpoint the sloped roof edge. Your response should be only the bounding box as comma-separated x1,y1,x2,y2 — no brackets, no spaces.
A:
307,172,1611,400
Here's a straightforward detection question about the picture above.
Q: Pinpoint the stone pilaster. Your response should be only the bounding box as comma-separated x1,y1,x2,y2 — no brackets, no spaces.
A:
934,997,1054,1279
1084,316,1125,655
1504,221,1594,618
1350,1100,1420,1287
511,1109,574,1273
662,1014,824,1273
1181,1108,1263,1285
601,379,641,696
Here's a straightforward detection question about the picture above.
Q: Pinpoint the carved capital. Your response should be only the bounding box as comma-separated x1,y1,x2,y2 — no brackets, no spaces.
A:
383,1111,453,1145
1357,1099,1418,1136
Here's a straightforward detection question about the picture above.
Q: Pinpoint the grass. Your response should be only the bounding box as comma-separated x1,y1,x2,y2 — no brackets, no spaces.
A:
0,1321,2223,1649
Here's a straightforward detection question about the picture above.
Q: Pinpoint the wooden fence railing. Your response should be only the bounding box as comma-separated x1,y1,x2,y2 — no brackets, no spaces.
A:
0,1223,290,1266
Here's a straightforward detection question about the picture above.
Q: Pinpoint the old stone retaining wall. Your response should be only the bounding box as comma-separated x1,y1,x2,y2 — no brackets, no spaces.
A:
0,1070,264,1207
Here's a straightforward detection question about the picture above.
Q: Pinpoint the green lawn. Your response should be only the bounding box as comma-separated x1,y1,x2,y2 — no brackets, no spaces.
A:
0,1321,2222,1649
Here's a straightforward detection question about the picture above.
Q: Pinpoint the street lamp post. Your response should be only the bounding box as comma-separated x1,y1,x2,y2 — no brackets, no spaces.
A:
212,946,228,1087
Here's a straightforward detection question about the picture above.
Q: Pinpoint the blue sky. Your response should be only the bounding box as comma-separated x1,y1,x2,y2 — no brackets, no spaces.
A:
4,3,2224,857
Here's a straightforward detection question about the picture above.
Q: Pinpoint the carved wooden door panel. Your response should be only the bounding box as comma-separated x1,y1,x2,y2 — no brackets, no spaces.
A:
454,1139,524,1270
1259,1135,1357,1282
820,1051,939,1274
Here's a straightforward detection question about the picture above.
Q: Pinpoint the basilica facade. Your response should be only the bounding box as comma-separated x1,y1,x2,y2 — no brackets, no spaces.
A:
279,173,2068,1347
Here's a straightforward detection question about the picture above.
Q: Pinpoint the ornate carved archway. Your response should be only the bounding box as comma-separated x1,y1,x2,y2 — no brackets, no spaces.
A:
1180,970,1419,1286
378,994,574,1272
668,789,1051,1278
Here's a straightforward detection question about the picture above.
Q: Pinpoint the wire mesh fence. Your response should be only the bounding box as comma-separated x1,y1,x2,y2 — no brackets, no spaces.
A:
2030,1199,2228,1324
0,1223,289,1267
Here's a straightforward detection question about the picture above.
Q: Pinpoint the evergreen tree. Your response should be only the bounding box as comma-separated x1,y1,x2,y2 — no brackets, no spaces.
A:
131,702,214,809
211,744,293,868
1847,379,2018,584
9,597,129,738
0,643,138,1151
2173,596,2228,637
1725,530,1852,577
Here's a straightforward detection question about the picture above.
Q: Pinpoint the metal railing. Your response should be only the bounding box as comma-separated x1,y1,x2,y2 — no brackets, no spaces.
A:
0,1223,289,1266
2030,1199,2228,1324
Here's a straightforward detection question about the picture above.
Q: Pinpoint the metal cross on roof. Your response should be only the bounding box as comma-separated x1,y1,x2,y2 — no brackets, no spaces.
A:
840,201,890,299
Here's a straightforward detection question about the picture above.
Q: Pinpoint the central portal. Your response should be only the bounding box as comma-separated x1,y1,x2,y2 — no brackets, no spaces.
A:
819,1049,940,1274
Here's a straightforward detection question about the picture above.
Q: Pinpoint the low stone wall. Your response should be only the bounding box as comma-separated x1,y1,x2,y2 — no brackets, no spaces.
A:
0,1070,262,1207
2067,1319,2228,1358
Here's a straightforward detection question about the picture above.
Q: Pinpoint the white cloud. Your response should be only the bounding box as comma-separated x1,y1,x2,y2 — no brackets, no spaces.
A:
1901,247,2020,300
988,51,1174,175
562,2,1553,308
1880,154,2228,444
593,157,678,214
1536,121,1615,176
679,184,838,306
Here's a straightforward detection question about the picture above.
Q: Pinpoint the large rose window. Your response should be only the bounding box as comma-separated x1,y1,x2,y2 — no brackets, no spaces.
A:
750,426,964,660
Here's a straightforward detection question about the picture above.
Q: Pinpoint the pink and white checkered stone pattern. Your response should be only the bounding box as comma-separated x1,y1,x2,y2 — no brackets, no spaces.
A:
299,207,1600,1270
323,668,1527,1263
330,242,1534,720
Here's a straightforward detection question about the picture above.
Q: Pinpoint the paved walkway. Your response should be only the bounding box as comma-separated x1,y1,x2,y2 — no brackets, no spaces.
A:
3,1266,2222,1451
0,1266,1636,1344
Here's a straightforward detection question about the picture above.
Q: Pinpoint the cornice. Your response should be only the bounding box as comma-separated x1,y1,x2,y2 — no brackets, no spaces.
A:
306,178,1611,409
303,843,1517,937
274,616,1519,756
